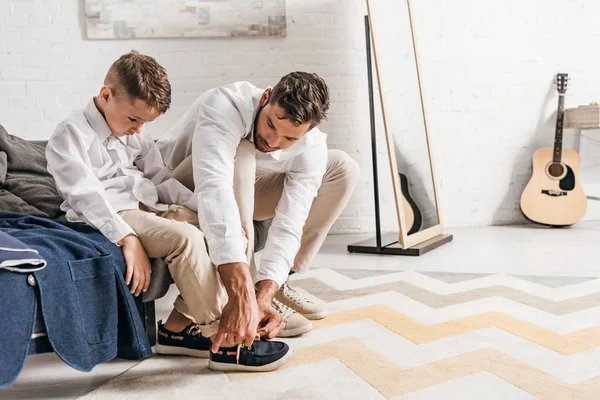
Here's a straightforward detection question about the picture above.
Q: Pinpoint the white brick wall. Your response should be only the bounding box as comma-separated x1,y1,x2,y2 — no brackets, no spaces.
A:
1,0,599,233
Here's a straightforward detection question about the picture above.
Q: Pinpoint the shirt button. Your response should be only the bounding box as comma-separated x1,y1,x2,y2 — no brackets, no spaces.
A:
27,274,37,286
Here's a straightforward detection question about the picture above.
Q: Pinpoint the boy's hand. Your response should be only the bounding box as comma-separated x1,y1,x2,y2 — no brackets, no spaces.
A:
118,234,151,297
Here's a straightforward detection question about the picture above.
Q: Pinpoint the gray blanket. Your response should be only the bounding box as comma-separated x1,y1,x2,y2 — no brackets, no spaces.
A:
0,125,64,218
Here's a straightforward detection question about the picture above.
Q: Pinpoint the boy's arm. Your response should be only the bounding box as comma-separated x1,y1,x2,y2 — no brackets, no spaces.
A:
46,123,135,244
134,133,193,207
47,123,151,295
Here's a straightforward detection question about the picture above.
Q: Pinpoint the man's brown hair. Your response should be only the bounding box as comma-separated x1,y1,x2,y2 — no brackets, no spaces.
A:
104,50,171,114
269,71,330,128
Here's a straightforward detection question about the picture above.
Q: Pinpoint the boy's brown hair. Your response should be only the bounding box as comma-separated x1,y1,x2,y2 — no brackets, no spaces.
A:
269,71,330,129
104,50,171,114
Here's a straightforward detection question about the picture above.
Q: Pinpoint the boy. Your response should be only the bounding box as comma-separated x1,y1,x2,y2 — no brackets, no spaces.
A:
46,51,290,372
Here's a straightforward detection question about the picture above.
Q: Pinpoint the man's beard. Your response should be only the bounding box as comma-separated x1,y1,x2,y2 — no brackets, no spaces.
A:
252,103,264,150
252,103,276,153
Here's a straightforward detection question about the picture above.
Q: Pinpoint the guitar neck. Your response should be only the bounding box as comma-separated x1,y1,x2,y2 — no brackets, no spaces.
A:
553,93,565,163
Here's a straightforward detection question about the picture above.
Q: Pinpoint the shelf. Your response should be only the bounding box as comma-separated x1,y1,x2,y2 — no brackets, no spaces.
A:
565,106,600,129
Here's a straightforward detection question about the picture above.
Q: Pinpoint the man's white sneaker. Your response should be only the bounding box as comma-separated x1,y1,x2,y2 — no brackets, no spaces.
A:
272,298,313,337
275,281,327,320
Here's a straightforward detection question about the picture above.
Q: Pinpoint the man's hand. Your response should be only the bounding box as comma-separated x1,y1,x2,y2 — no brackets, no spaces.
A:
256,302,285,339
211,262,259,352
118,234,151,297
256,280,285,339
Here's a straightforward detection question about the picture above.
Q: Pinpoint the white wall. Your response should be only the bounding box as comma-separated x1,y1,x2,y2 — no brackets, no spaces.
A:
1,0,599,233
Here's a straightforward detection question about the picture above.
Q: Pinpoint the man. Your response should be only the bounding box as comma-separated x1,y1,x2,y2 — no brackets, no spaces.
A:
158,72,359,338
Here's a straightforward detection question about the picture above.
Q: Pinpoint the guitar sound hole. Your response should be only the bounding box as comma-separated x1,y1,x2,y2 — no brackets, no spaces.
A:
548,163,564,178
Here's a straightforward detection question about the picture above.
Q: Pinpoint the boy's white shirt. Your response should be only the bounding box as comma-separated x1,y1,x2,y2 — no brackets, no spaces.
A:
46,99,193,245
158,81,328,288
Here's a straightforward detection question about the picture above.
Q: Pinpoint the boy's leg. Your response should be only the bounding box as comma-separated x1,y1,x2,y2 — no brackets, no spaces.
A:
255,150,359,319
149,205,229,331
171,139,257,279
119,206,227,338
120,206,292,372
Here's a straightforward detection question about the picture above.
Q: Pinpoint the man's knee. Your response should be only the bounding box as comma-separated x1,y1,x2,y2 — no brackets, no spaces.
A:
238,138,254,152
235,139,256,165
326,150,360,184
172,155,195,191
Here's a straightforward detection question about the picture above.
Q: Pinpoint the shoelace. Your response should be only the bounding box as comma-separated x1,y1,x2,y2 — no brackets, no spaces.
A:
282,282,312,305
272,298,295,318
215,344,253,365
186,322,202,336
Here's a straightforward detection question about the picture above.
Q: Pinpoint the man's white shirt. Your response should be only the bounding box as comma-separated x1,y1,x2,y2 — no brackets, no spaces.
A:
158,81,328,287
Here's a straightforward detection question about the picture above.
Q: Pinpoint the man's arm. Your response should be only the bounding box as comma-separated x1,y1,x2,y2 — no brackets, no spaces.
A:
134,132,193,206
190,90,250,268
255,144,328,300
186,88,261,349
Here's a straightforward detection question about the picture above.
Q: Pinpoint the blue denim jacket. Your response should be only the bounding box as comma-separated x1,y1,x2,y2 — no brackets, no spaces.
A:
0,212,152,388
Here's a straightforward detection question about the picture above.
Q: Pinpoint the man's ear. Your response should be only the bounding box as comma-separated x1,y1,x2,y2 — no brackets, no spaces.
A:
259,88,272,107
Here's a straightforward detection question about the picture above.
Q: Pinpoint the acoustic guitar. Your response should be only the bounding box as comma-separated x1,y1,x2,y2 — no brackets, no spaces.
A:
399,172,422,234
520,73,587,226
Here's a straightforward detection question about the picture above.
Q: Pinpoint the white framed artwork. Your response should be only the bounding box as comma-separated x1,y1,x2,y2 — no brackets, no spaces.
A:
85,0,287,39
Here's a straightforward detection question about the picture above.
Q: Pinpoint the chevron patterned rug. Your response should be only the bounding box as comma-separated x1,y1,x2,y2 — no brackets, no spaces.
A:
82,269,600,400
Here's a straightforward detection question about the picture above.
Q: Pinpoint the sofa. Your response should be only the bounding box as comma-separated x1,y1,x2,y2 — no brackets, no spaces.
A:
0,124,271,372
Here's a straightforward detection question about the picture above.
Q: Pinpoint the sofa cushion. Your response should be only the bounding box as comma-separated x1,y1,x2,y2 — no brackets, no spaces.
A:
0,125,64,219
0,190,48,217
1,148,49,217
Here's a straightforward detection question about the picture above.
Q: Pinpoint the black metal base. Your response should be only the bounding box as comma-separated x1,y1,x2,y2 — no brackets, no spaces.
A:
142,301,157,347
348,232,453,256
348,17,453,258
